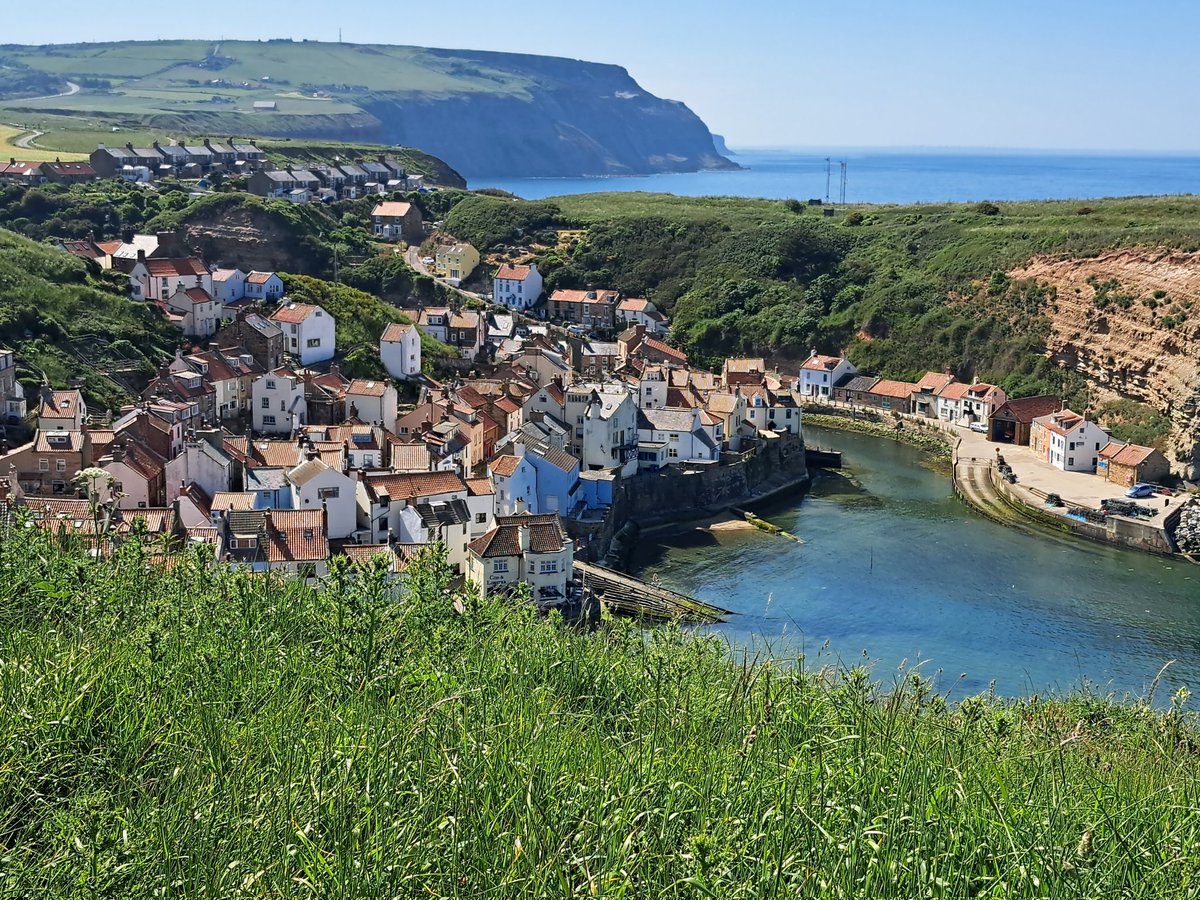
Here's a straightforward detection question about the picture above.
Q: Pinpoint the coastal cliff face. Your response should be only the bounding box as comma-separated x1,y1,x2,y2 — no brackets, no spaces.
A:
1010,249,1200,478
360,54,735,178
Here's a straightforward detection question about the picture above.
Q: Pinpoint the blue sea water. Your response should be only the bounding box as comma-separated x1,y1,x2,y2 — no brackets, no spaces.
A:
472,148,1200,203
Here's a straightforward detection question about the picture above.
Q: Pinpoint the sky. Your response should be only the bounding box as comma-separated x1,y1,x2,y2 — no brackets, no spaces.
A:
6,0,1200,152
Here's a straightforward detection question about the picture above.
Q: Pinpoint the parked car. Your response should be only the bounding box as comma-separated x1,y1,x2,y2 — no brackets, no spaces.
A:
1125,483,1154,499
421,256,434,266
566,324,589,335
969,422,987,433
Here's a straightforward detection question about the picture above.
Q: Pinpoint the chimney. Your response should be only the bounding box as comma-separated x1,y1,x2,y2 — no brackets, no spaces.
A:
137,249,146,264
153,141,161,150
517,521,530,553
126,142,135,151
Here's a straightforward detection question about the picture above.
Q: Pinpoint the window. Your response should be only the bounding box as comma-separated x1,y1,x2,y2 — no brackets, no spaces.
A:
306,338,321,348
263,415,277,425
539,560,558,574
261,397,270,409
1068,457,1075,467
493,560,509,573
266,379,276,390
51,480,67,494
668,447,679,458
38,458,48,472
55,459,66,472
317,486,340,500
475,512,487,524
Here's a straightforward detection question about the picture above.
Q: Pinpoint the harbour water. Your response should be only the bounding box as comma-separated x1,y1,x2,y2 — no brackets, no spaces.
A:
473,148,1200,204
635,426,1200,700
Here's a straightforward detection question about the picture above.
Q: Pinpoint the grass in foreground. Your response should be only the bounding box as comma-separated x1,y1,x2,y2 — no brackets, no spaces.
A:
0,529,1198,898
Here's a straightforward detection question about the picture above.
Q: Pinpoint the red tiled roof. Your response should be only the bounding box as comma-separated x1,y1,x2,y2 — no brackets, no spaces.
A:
145,257,208,277
381,322,414,342
550,289,619,305
801,353,843,372
914,372,955,393
870,379,918,400
347,379,389,397
495,264,533,281
1034,409,1088,437
937,382,971,400
245,271,276,284
468,513,567,558
465,477,496,496
363,470,465,502
1099,441,1159,467
643,337,687,363
489,454,522,477
372,201,413,218
994,395,1063,424
265,509,328,562
618,298,653,312
270,303,320,324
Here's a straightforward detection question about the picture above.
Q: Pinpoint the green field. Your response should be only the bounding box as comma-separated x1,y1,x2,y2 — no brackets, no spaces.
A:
1,530,1197,897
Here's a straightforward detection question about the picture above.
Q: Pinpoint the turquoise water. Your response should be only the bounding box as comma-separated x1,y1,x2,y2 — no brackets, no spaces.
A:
473,148,1200,204
635,426,1200,700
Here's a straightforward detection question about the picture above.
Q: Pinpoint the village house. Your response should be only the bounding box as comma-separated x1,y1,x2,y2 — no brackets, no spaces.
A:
464,477,497,539
96,439,168,510
38,388,86,432
636,407,721,466
380,322,422,379
434,243,480,282
212,508,330,582
832,374,880,406
466,512,574,604
862,379,917,415
447,310,484,360
524,441,582,516
217,312,284,372
345,379,399,431
1096,441,1171,487
565,337,621,379
617,325,689,367
211,268,247,304
0,350,24,428
164,432,234,505
248,169,301,198
251,368,307,434
935,382,970,423
40,160,97,185
744,384,803,437
489,452,539,516
988,395,1063,445
144,367,216,425
416,307,451,343
564,382,638,471
493,264,544,311
164,286,222,338
0,429,92,496
244,271,285,303
548,289,620,330
162,347,264,422
356,470,467,547
303,369,351,427
961,382,1008,424
371,201,424,242
285,454,357,539
1029,409,1108,472
798,350,857,400
269,302,335,366
131,257,212,303
910,371,955,419
616,298,668,335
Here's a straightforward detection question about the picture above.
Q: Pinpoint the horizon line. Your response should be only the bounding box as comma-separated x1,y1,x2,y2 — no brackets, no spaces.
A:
727,143,1200,157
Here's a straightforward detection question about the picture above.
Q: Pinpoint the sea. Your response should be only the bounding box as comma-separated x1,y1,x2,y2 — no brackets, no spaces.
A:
636,427,1200,702
471,148,1200,204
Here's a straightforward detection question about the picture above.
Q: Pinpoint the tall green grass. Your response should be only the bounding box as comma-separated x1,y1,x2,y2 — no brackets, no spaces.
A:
1,527,1198,897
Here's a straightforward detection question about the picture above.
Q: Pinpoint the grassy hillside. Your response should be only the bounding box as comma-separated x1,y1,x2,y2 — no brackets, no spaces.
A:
449,191,1200,407
1,531,1197,896
0,228,179,411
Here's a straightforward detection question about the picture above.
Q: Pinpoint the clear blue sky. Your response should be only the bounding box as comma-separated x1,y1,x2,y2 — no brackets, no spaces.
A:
7,0,1200,151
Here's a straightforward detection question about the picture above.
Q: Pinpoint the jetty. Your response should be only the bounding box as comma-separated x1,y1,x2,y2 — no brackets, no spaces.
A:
575,561,732,624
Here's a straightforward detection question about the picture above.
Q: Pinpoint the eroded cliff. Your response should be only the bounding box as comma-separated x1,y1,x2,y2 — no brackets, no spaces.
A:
1011,249,1200,478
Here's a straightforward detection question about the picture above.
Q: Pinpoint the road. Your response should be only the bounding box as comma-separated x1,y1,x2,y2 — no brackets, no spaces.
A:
405,245,487,303
15,129,43,149
24,80,80,102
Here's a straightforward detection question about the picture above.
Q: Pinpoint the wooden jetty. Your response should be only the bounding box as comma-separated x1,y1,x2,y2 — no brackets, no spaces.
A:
574,561,732,625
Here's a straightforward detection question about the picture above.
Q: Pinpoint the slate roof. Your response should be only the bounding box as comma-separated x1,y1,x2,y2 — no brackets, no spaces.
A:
836,374,879,393
527,443,579,473
638,407,699,432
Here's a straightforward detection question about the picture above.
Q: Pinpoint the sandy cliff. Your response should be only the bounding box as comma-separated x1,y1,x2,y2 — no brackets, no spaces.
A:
1011,248,1200,478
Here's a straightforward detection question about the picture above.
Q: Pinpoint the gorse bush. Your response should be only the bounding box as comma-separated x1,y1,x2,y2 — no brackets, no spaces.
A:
1,528,1198,897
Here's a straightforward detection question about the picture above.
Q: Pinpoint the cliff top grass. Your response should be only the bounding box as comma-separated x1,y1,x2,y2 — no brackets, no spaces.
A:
2,528,1198,898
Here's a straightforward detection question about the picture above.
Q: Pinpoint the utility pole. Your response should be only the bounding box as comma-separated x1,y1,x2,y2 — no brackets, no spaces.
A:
825,157,831,203
839,160,848,210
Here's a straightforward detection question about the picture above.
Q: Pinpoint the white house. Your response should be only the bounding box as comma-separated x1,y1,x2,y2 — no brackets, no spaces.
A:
355,470,467,546
133,257,213,303
38,388,86,432
636,407,721,465
269,302,335,366
1031,409,1109,473
464,477,497,540
211,268,247,304
961,382,1008,424
252,368,307,434
380,322,421,379
286,455,357,539
493,263,543,311
164,286,223,338
345,379,399,431
743,385,803,437
245,271,285,303
164,434,234,503
489,451,539,516
798,350,857,400
466,513,574,603
617,298,668,335
564,382,638,471
416,307,450,343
